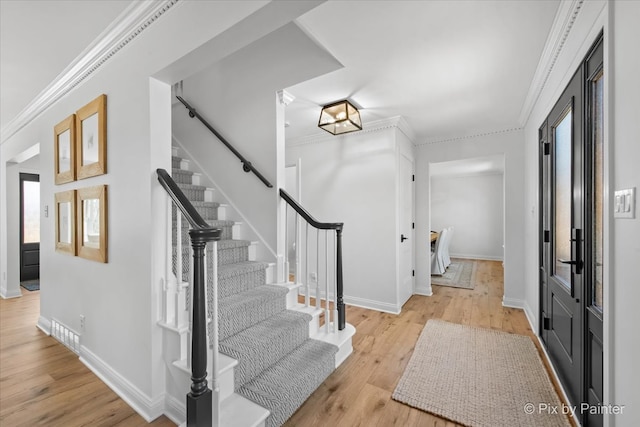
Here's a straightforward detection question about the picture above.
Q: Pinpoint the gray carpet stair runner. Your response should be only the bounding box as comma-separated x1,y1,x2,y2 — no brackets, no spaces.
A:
171,158,338,427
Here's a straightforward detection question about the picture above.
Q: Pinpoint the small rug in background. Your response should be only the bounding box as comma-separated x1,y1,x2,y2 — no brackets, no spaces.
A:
392,320,571,427
431,258,476,289
20,280,40,291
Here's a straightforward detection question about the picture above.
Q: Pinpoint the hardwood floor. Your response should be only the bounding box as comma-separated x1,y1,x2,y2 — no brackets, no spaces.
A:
285,260,573,427
1,261,570,426
0,289,174,427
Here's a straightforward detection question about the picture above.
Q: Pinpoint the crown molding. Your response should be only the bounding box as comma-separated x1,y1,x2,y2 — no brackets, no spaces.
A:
287,115,416,147
1,0,181,144
416,127,523,147
517,0,585,127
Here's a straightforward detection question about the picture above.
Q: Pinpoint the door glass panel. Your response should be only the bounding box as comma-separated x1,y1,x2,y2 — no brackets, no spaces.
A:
554,109,572,287
592,70,604,312
22,181,40,243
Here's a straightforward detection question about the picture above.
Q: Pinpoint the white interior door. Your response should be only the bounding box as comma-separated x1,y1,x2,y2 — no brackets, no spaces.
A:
399,153,414,306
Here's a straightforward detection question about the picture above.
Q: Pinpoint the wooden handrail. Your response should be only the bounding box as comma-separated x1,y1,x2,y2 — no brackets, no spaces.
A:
280,189,345,330
279,189,343,231
176,96,273,188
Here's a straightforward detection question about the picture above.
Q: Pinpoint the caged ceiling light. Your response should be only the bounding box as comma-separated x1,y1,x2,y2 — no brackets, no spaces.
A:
318,100,362,135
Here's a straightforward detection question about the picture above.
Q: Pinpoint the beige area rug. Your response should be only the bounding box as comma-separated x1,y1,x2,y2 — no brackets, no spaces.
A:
392,320,571,427
431,258,476,289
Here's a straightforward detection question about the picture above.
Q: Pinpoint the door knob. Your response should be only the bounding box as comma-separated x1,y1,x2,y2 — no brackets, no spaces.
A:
401,234,408,242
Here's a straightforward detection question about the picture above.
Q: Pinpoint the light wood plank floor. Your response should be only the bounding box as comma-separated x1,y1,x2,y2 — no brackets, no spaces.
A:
0,289,174,427
1,261,570,426
285,260,573,427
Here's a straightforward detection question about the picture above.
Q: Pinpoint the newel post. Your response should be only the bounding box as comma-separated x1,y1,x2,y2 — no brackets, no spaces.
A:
187,228,218,427
336,227,345,331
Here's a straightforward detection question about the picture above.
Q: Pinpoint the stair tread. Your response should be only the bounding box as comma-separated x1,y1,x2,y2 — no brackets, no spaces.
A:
216,239,252,249
220,284,288,306
190,200,220,207
238,339,338,427
217,285,288,341
218,261,269,278
172,168,193,175
176,182,207,191
220,393,270,427
219,310,312,389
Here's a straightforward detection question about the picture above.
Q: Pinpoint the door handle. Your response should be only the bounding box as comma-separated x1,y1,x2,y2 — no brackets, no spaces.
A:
558,259,576,265
401,234,408,242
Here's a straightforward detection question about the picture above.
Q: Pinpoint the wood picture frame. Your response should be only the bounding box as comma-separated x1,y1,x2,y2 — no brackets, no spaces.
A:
54,114,76,184
55,190,76,255
77,185,108,263
76,94,107,180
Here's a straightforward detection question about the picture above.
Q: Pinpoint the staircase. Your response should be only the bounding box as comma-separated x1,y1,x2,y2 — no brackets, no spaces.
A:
162,147,355,427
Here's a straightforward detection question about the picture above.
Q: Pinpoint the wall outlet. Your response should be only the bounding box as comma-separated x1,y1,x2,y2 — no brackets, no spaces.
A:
79,315,85,332
310,272,317,283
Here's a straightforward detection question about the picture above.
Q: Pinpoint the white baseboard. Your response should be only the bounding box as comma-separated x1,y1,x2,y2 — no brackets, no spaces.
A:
298,288,401,314
502,296,525,308
164,393,186,426
414,284,433,296
343,295,400,314
37,315,52,335
522,300,538,334
80,345,165,422
450,253,504,261
520,304,576,423
0,286,22,299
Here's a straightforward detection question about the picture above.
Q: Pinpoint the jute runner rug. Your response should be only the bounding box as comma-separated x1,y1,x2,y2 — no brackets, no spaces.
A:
392,320,571,427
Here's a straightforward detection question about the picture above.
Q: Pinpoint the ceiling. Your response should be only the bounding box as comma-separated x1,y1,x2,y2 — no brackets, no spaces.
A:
0,0,131,130
0,0,560,144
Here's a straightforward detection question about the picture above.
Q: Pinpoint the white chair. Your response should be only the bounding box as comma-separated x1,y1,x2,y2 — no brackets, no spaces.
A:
430,228,449,275
442,226,454,268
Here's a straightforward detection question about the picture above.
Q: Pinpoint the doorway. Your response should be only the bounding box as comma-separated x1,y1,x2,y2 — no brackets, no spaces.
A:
19,173,40,283
539,35,603,427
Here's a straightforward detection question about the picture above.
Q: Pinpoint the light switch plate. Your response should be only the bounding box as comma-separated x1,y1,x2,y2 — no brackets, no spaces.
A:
614,187,635,219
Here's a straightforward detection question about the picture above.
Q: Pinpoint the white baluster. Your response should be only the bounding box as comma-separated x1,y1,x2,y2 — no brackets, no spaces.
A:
325,231,330,333
284,206,290,283
305,222,310,307
333,231,339,333
176,211,183,286
316,228,320,310
165,197,173,325
295,212,300,285
210,241,220,427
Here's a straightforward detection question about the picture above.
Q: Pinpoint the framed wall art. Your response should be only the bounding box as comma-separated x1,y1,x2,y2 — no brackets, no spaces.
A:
54,115,76,184
54,190,76,255
77,185,108,263
76,94,107,180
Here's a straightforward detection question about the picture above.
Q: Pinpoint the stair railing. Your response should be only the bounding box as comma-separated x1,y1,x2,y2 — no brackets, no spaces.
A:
157,168,221,427
175,96,273,188
280,189,345,331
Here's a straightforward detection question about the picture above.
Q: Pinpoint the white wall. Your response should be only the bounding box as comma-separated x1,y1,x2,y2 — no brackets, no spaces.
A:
0,1,319,419
431,173,504,260
415,130,525,302
610,2,640,423
522,1,640,424
172,22,342,262
286,124,401,313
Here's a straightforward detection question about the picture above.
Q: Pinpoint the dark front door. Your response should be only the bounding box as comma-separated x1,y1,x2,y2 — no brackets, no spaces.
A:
539,35,603,426
541,64,584,409
20,173,40,282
